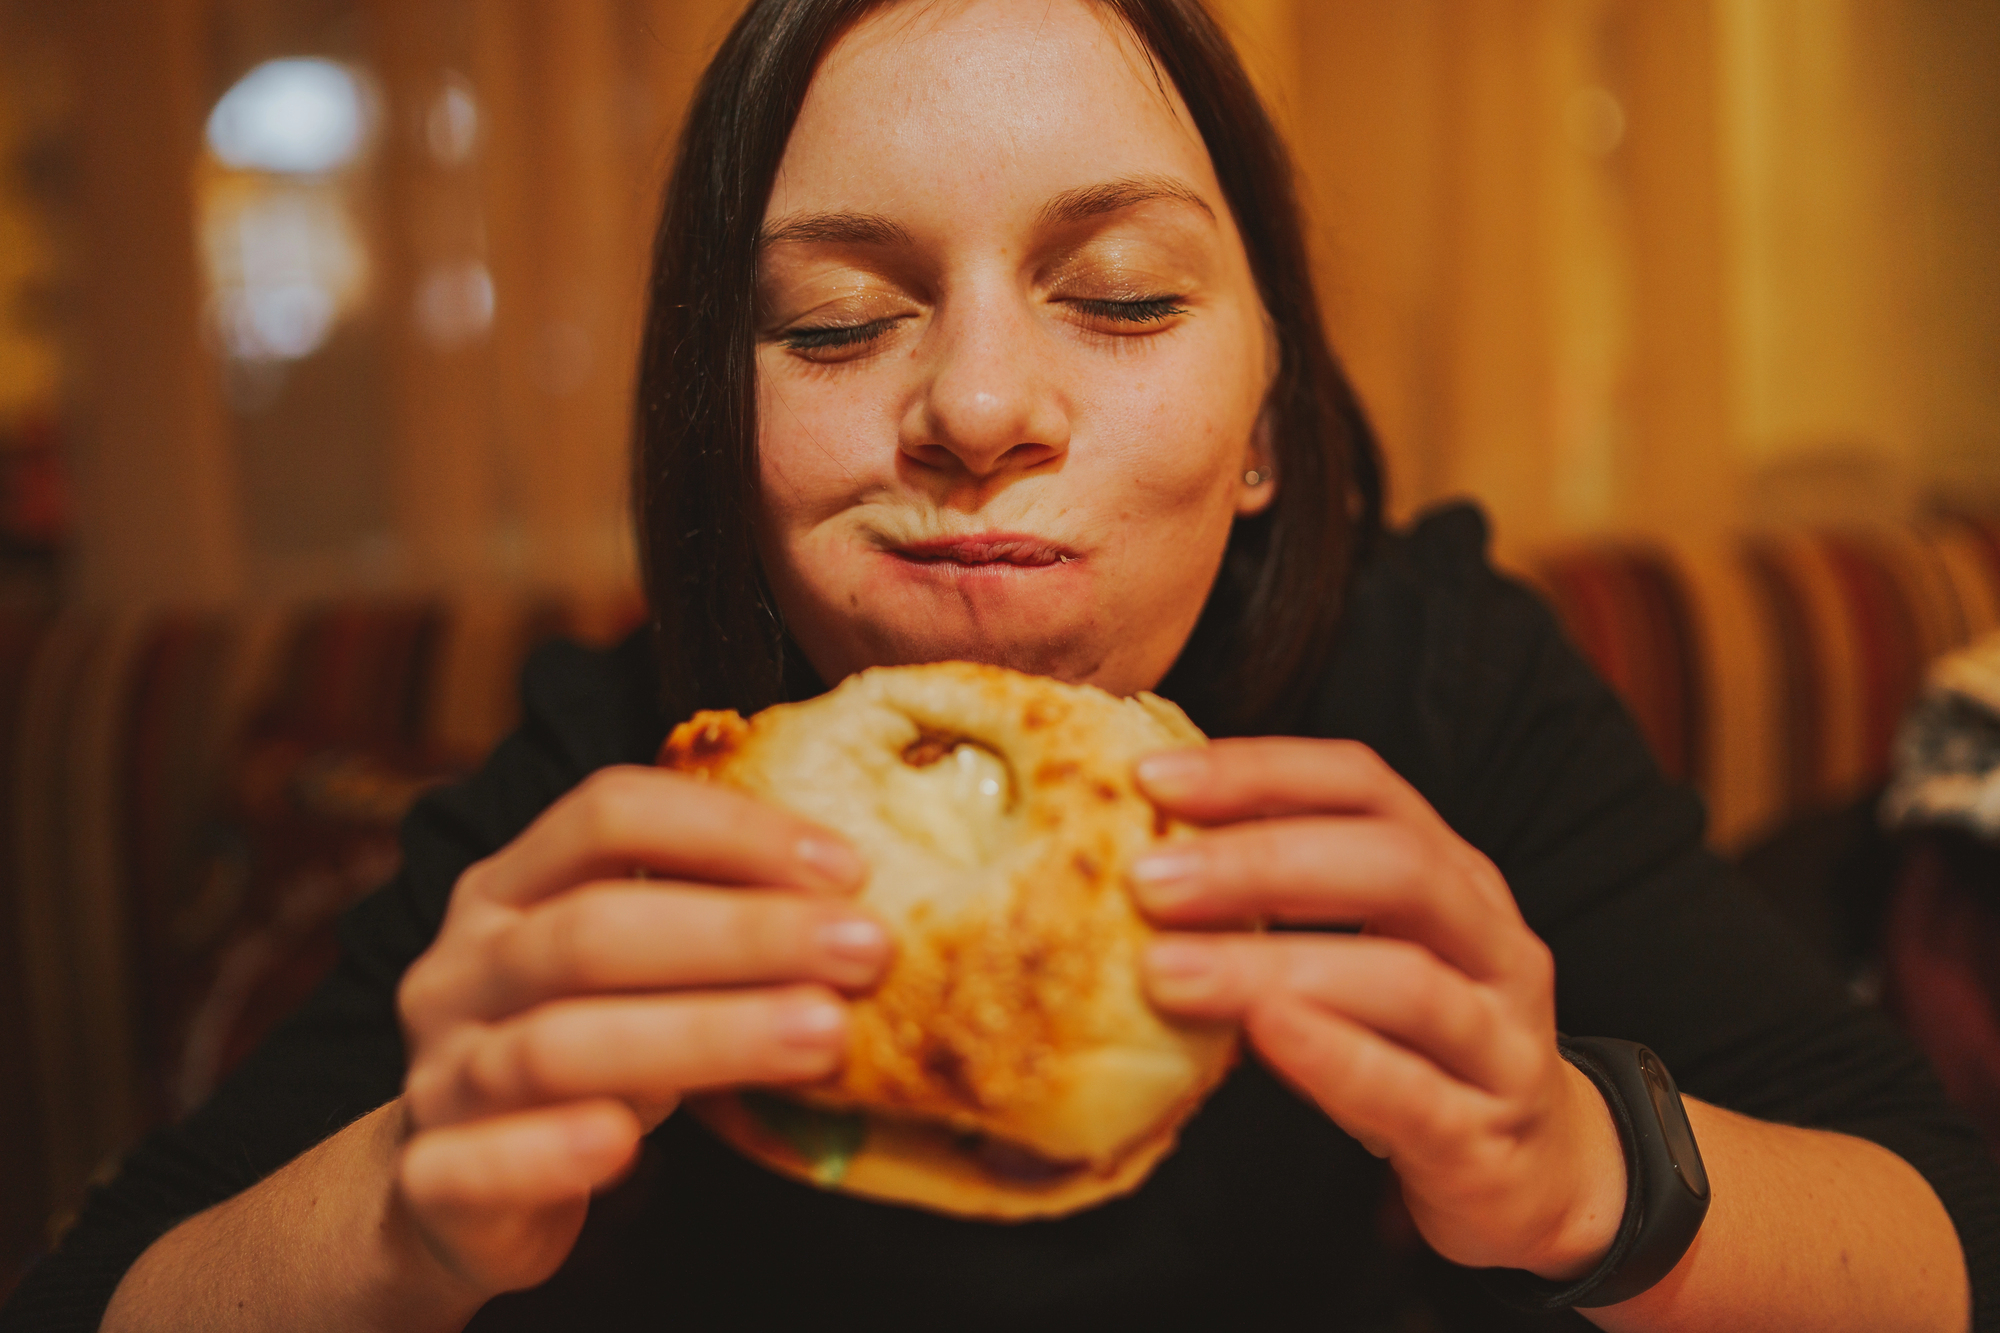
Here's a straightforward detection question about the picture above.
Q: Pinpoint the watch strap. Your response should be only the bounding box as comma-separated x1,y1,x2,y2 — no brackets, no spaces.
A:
1476,1036,1711,1312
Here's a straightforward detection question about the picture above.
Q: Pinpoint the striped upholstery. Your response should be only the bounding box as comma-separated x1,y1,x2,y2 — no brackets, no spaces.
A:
1531,517,2000,849
0,592,642,1291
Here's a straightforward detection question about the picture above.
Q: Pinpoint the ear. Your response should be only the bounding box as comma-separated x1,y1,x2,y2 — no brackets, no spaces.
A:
1235,406,1276,516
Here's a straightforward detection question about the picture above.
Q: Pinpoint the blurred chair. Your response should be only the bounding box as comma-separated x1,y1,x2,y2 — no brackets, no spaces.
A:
0,588,641,1294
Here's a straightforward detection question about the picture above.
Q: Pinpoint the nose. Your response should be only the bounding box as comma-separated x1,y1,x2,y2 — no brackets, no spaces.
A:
901,290,1070,482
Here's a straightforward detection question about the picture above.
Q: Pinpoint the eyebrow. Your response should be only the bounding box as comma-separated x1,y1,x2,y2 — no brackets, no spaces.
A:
758,174,1217,251
759,211,913,248
1036,174,1215,228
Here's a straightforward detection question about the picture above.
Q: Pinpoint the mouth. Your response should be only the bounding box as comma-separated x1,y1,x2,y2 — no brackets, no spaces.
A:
888,533,1080,569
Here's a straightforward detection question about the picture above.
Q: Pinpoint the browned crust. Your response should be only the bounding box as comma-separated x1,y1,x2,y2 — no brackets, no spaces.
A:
658,710,751,777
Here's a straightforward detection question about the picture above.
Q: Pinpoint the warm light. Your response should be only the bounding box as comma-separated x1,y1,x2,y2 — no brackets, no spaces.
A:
426,74,480,166
206,58,368,175
199,175,369,364
415,260,495,347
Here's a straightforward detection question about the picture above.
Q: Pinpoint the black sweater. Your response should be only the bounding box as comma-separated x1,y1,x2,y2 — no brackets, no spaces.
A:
8,506,1998,1331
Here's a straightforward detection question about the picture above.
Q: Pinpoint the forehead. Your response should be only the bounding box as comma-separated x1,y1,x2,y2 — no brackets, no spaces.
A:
768,0,1220,223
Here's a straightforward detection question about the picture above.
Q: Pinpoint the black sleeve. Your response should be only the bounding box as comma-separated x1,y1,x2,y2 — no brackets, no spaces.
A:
1315,504,2000,1328
0,636,663,1333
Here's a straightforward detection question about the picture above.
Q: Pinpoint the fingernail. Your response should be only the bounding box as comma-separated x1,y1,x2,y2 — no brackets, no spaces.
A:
796,836,865,888
775,999,846,1045
1144,939,1218,1001
818,917,889,963
1130,850,1203,907
1135,749,1208,796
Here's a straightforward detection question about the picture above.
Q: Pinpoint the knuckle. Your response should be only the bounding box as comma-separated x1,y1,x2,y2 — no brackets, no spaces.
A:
575,781,634,848
414,1025,486,1119
1414,1096,1469,1144
1376,824,1433,892
528,896,595,989
585,763,650,797
397,960,436,1023
720,790,797,856
723,898,791,968
678,998,755,1076
492,1013,568,1104
395,1140,443,1204
1371,934,1430,973
1517,934,1556,991
402,1061,449,1124
714,799,763,854
1247,992,1315,1054
1203,835,1251,895
1273,944,1321,996
397,954,457,1030
1443,989,1499,1066
1399,965,1452,1035
1339,737,1386,769
1465,983,1507,1046
1260,824,1318,886
1330,739,1387,784
573,767,657,844
454,856,497,902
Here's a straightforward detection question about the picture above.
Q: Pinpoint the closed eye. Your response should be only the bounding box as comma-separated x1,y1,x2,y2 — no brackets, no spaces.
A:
779,317,899,353
1067,296,1187,325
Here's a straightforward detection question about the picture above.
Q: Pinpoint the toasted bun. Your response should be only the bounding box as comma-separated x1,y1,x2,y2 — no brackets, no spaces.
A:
660,662,1237,1220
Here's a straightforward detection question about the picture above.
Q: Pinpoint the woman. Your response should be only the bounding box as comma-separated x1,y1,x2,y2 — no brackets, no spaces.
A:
9,0,1993,1328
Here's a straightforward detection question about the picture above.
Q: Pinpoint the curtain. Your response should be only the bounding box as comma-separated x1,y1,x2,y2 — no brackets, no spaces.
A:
43,0,2000,602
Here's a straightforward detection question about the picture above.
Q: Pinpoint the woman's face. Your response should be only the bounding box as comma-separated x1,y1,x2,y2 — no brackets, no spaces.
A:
755,0,1274,697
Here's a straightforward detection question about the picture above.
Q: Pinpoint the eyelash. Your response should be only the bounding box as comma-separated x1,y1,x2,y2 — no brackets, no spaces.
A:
780,318,899,352
777,296,1188,354
1068,296,1188,324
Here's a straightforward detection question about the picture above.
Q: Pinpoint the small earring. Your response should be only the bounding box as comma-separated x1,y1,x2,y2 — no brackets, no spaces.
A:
1243,467,1267,487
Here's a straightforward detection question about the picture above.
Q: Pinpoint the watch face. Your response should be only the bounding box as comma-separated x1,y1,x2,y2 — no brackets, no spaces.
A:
1639,1049,1710,1200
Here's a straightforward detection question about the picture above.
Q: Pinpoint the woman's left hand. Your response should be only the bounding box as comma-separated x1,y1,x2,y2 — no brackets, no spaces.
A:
1134,737,1627,1279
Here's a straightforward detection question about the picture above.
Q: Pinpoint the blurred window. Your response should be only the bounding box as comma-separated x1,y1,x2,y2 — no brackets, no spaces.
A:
197,58,375,369
206,57,366,175
193,15,397,579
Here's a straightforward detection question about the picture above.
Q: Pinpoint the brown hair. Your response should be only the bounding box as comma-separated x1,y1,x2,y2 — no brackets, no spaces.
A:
632,0,1383,736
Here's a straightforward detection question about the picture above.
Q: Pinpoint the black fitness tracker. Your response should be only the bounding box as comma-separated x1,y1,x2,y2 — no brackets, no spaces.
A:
1477,1036,1711,1312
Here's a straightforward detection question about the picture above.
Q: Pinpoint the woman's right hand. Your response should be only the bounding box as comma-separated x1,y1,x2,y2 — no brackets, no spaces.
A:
392,764,888,1300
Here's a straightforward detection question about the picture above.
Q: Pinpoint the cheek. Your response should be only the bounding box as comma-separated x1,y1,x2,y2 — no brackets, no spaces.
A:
1080,325,1264,510
755,359,893,530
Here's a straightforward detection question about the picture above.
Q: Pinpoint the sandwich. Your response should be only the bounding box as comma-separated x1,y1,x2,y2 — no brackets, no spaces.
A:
659,661,1238,1220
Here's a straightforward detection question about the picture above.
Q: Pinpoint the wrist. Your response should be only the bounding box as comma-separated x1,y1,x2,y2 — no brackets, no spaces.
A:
1519,1058,1629,1280
103,1099,486,1333
367,1100,494,1326
1482,1037,1713,1314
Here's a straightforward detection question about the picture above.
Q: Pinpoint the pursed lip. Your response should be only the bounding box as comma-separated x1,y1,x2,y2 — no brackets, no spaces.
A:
887,532,1081,567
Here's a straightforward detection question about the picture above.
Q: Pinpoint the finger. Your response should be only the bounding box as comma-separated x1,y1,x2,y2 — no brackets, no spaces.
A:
400,1099,643,1213
1143,934,1538,1091
1135,738,1440,827
1245,993,1502,1171
1131,816,1525,982
464,883,892,1017
408,985,850,1125
464,766,866,907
